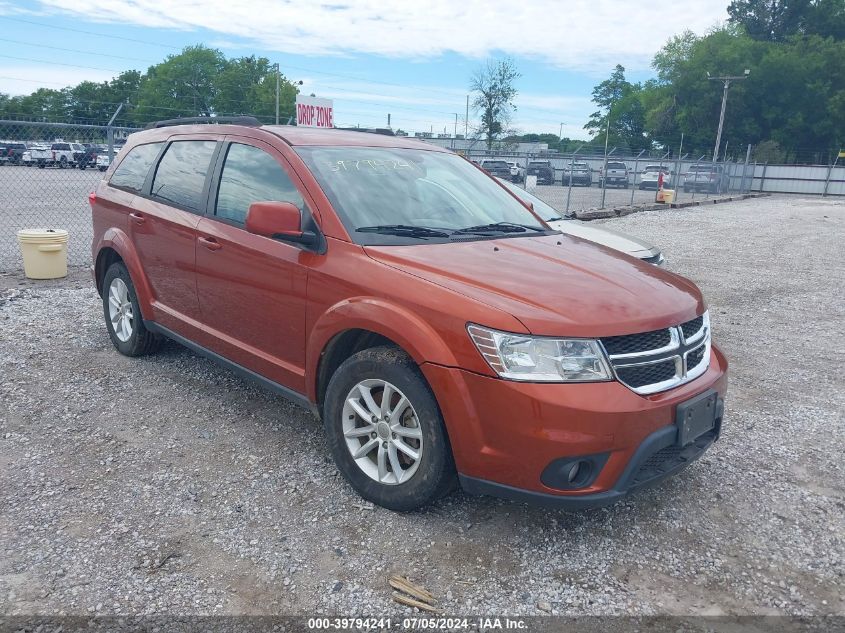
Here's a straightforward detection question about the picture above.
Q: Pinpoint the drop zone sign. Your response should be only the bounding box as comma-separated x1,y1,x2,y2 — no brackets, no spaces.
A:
296,96,334,128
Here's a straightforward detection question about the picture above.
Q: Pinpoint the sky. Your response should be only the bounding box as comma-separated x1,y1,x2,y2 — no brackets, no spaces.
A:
0,0,730,137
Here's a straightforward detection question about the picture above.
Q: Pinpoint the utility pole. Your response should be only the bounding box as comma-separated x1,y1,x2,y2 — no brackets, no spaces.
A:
465,95,469,139
559,122,564,141
708,69,749,163
454,113,458,138
275,63,280,125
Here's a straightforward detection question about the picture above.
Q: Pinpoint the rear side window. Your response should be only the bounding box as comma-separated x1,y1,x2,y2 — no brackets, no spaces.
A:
215,143,304,225
151,140,217,212
110,142,163,193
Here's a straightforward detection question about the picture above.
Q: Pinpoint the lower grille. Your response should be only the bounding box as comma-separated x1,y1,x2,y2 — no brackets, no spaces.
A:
616,360,676,388
631,430,716,487
686,344,706,370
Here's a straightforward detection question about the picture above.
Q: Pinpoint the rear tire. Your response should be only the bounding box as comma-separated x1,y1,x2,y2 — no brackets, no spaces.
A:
324,346,456,511
102,262,161,357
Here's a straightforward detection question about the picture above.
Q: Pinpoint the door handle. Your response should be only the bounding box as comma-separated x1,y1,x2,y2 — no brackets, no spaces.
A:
129,212,145,225
198,236,222,251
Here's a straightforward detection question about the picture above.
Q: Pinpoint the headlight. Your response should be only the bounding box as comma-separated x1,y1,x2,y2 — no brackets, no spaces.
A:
467,324,612,382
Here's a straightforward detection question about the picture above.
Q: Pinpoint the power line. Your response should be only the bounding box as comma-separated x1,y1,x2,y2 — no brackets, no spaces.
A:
0,37,159,64
0,53,124,73
0,16,181,50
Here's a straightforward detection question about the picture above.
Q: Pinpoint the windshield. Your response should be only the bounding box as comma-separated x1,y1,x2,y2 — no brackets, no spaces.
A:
296,147,549,245
496,178,566,222
607,162,627,169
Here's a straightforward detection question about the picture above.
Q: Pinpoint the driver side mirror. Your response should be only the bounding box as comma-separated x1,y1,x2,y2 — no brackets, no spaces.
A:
246,201,316,246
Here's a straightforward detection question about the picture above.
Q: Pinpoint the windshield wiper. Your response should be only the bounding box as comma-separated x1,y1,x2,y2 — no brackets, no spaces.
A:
451,221,543,236
356,224,451,238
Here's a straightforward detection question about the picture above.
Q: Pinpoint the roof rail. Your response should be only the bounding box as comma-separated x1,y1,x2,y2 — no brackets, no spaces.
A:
144,116,262,130
336,127,396,137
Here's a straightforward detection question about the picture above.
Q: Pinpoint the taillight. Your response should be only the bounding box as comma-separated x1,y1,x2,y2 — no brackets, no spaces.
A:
88,191,97,206
52,150,56,160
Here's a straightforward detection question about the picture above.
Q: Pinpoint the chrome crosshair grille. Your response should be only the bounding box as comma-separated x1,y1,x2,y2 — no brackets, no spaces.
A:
599,312,712,395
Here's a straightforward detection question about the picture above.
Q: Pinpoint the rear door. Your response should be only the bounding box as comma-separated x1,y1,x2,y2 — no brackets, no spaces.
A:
194,137,315,393
127,136,221,332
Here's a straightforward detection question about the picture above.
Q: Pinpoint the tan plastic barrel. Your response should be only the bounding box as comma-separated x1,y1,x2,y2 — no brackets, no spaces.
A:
16,229,69,279
663,189,676,204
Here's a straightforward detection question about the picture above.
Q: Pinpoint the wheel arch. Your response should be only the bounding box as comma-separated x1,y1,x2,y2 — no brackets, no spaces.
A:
93,228,155,320
309,298,461,413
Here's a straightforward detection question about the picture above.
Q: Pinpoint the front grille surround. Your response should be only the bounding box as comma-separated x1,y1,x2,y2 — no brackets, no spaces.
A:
600,312,711,395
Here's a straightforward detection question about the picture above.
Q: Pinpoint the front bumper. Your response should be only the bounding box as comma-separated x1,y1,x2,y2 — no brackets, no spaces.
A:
421,344,727,508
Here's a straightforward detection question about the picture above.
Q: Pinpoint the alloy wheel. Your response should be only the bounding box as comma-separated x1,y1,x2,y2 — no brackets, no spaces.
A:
341,379,423,485
107,277,134,342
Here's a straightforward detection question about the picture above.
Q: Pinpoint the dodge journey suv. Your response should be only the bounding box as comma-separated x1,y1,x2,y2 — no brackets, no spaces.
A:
90,117,728,511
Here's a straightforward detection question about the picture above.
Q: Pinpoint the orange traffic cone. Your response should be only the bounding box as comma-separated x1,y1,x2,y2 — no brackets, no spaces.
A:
655,171,665,203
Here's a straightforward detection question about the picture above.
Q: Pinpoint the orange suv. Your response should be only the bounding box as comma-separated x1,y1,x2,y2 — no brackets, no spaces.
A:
90,117,727,511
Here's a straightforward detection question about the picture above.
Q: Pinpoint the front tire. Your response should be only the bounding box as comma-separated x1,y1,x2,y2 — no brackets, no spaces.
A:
102,262,161,357
324,346,456,511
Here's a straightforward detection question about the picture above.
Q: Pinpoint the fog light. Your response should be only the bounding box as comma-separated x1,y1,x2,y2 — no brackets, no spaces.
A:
567,462,582,483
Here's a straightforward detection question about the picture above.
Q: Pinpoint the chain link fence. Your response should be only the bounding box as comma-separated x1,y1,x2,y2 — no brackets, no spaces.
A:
0,120,140,271
1,119,842,273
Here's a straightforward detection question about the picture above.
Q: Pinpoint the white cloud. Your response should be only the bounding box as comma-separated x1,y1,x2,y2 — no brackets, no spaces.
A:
34,0,726,73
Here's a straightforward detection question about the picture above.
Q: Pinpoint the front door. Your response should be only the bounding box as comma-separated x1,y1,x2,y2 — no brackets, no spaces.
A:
194,139,313,394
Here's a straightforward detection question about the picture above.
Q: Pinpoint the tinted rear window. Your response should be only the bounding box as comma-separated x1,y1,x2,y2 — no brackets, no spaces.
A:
484,161,509,168
607,162,627,169
151,140,217,212
528,162,549,167
110,142,164,192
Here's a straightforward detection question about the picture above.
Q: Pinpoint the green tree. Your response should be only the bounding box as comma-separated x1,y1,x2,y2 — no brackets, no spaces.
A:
133,45,228,122
728,0,845,41
585,65,649,152
470,58,521,149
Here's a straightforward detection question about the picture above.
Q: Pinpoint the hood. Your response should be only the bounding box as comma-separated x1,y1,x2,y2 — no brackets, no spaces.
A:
365,234,702,337
546,219,659,258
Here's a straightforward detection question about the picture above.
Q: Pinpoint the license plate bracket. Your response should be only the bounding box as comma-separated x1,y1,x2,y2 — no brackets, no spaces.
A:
676,390,718,446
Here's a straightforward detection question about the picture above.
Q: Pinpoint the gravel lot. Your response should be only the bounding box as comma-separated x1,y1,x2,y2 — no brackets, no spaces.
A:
1,195,843,620
0,163,731,271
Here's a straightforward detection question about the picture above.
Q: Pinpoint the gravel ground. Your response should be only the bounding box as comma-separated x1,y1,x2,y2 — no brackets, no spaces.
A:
0,195,843,619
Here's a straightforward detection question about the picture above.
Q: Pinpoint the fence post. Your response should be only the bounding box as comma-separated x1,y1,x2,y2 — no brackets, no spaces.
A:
565,144,583,216
760,162,768,192
629,149,646,206
739,144,751,194
106,103,124,162
823,152,840,197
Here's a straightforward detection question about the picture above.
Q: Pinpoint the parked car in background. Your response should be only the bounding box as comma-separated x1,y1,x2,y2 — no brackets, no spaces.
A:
91,119,725,511
683,164,730,194
77,144,106,170
505,161,524,183
496,178,665,266
22,143,48,166
0,142,27,165
478,159,512,180
597,161,630,188
526,160,555,185
32,142,85,168
562,161,592,186
639,165,673,190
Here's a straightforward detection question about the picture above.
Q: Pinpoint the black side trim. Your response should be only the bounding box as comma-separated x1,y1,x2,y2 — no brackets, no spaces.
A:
459,474,624,510
144,321,316,414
